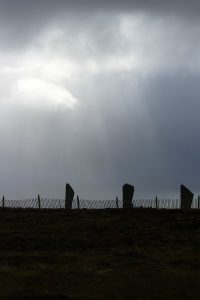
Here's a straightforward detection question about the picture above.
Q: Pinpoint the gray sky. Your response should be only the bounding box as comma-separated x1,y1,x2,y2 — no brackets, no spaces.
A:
0,0,200,199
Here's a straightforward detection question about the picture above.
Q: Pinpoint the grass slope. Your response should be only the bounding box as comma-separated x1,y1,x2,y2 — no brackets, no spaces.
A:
0,208,199,300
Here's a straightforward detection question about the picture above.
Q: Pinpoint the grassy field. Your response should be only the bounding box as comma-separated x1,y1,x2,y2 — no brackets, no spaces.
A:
0,208,199,300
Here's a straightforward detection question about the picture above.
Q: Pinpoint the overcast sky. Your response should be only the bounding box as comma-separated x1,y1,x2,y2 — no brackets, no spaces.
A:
0,0,200,200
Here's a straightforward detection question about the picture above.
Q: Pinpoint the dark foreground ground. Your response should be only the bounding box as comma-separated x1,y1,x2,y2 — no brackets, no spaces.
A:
0,208,199,300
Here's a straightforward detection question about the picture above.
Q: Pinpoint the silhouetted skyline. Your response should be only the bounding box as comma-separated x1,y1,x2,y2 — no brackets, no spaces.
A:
0,0,200,199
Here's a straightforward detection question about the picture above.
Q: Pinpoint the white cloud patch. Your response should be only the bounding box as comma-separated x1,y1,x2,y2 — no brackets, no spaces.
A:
1,12,200,113
12,77,77,111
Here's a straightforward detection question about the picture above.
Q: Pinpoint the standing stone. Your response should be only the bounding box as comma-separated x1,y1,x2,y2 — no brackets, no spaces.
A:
180,184,193,210
123,183,134,209
65,183,75,209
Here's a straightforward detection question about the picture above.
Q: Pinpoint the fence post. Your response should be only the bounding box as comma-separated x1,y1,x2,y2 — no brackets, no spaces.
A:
2,195,5,208
155,196,158,209
77,195,80,209
38,194,41,209
116,196,119,209
198,196,200,209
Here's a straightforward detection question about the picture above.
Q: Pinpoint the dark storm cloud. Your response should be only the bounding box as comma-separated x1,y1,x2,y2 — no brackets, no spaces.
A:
73,71,200,198
1,0,200,14
0,0,200,38
0,0,199,50
143,73,200,179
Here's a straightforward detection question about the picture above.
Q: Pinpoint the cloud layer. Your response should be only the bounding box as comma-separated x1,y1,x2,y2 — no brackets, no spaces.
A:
0,1,200,199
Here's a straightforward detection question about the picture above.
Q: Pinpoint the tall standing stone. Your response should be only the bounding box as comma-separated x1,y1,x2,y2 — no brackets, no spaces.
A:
123,183,134,209
65,183,75,209
180,184,193,210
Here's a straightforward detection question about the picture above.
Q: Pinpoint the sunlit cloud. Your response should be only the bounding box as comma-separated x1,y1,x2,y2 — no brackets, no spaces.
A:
1,12,200,113
12,77,77,111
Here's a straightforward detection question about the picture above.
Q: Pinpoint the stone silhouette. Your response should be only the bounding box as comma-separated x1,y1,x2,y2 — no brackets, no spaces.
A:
65,183,75,209
123,183,134,208
77,195,80,209
37,194,41,210
180,184,193,210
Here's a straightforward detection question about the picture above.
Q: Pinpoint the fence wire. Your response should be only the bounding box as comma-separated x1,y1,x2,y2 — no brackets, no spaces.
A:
1,198,200,210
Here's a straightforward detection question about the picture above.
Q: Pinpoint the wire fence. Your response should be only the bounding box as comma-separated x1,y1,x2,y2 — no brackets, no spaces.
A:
1,197,200,210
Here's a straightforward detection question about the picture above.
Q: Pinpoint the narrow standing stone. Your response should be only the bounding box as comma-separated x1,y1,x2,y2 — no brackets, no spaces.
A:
38,194,41,209
77,195,80,209
180,184,193,210
65,183,75,209
123,183,134,209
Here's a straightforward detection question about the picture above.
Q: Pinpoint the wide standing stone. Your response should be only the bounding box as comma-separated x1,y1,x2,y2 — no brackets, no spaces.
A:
180,184,193,210
123,183,134,209
65,183,75,209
